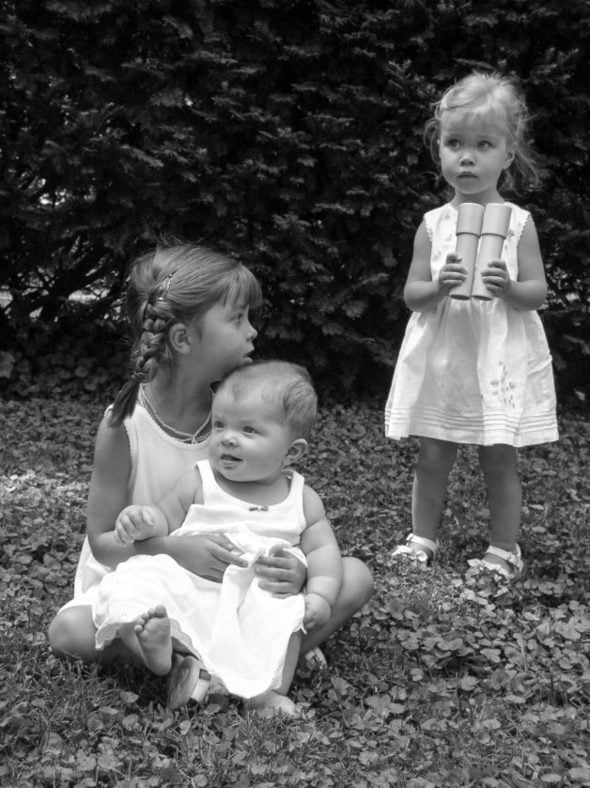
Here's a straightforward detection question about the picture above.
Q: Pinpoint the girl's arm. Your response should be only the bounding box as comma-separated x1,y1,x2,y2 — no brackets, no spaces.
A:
299,487,343,610
404,221,466,312
482,215,547,310
86,414,139,566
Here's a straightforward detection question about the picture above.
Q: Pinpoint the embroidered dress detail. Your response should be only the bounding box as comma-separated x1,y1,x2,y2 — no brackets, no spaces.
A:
385,202,558,447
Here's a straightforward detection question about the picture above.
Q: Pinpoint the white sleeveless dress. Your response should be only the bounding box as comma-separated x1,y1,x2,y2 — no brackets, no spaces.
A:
385,202,558,447
61,402,210,609
93,460,306,699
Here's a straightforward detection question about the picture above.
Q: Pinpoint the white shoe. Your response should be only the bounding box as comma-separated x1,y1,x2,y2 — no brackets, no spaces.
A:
391,533,437,565
303,647,328,672
467,544,524,581
166,653,210,709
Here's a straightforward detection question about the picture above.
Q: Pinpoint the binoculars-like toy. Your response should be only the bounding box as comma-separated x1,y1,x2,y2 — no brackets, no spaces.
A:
450,202,512,300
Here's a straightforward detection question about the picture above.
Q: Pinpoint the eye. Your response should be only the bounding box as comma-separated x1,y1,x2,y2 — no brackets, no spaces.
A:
243,425,256,434
478,140,492,150
212,420,224,430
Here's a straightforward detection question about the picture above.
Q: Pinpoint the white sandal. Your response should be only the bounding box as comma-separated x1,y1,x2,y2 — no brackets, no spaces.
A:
303,647,328,672
467,544,524,581
391,534,437,565
166,652,211,709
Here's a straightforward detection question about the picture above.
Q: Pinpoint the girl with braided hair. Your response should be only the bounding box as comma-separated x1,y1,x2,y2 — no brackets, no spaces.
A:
48,243,373,707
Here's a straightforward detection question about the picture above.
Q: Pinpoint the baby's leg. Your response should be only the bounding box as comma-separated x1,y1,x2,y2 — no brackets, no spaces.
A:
244,631,302,716
412,438,458,541
301,556,373,654
118,605,173,676
478,444,521,557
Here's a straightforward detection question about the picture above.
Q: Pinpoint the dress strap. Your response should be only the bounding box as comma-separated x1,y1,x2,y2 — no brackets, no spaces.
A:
195,460,218,505
508,203,530,246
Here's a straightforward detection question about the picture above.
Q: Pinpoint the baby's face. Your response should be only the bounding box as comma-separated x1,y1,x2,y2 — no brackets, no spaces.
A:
209,388,293,485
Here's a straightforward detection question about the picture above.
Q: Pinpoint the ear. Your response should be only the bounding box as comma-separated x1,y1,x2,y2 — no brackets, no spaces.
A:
284,438,308,467
503,149,515,169
168,322,193,354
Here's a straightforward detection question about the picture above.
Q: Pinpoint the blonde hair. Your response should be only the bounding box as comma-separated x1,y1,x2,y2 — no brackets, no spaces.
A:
424,71,540,192
215,360,318,441
110,243,262,425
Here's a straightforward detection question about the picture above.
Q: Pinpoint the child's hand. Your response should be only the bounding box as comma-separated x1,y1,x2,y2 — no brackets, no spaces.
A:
438,253,467,292
168,533,248,581
480,260,512,297
115,506,157,544
255,547,306,597
303,593,332,631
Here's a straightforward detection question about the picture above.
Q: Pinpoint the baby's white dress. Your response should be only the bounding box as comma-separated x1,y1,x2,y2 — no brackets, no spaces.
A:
385,202,558,447
93,460,306,699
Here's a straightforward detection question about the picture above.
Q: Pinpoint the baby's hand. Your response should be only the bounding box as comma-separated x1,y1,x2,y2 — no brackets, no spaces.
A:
115,506,157,544
303,593,332,631
439,253,467,291
480,260,511,296
255,547,306,597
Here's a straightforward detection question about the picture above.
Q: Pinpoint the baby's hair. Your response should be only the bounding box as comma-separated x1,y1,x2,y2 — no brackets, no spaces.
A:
424,71,540,192
215,360,318,441
110,243,263,426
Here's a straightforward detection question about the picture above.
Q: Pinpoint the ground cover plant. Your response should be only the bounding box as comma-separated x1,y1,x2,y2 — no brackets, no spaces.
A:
0,395,589,787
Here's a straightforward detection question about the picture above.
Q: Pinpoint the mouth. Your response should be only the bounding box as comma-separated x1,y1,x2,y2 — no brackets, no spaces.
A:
458,172,477,179
219,453,241,467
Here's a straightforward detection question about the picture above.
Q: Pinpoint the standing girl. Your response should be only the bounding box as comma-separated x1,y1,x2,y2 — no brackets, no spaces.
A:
385,72,558,579
48,243,373,705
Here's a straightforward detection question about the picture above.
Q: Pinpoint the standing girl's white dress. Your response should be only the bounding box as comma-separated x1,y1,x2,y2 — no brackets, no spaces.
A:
93,460,306,699
385,202,558,447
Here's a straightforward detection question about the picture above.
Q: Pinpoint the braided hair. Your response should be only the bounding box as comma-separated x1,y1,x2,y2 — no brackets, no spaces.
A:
109,243,262,426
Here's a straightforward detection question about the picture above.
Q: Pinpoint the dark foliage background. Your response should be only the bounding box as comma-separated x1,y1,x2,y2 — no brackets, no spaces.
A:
0,0,588,403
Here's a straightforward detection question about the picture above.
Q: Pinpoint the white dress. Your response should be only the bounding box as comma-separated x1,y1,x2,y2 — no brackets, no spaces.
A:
60,402,210,610
93,460,307,699
385,202,558,447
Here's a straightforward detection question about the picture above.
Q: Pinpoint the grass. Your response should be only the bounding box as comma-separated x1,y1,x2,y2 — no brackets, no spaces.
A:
0,395,589,787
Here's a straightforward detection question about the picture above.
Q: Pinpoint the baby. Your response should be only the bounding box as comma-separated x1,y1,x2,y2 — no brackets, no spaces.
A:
93,360,343,715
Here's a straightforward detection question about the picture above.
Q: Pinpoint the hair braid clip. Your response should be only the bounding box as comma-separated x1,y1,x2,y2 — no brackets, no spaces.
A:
158,274,174,300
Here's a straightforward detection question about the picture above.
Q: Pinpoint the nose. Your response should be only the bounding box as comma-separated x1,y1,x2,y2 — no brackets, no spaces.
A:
459,149,475,165
222,432,238,447
246,320,257,341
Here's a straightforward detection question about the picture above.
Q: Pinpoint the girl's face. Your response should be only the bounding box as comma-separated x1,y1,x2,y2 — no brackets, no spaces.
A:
191,299,257,381
438,112,514,203
209,388,298,486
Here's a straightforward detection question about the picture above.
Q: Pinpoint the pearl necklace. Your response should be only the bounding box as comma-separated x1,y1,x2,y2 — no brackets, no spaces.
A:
139,385,210,444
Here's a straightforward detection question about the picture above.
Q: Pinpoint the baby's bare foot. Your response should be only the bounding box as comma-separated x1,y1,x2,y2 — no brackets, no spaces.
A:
134,605,172,675
244,691,300,717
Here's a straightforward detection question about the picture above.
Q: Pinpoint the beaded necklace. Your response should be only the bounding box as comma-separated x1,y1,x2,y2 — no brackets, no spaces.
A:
139,385,211,444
